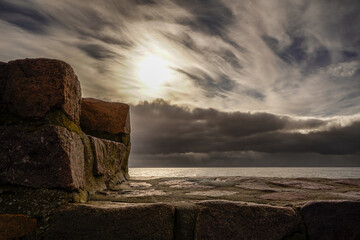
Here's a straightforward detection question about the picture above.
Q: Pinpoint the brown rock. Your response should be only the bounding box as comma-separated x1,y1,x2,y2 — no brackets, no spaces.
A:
89,136,127,183
174,203,199,240
270,179,334,190
333,179,360,186
81,98,130,136
259,192,306,201
46,202,174,240
195,200,300,240
0,125,84,190
301,200,360,240
0,58,81,124
0,214,37,239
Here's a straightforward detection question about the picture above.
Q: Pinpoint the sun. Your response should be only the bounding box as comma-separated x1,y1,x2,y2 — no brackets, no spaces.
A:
137,54,172,92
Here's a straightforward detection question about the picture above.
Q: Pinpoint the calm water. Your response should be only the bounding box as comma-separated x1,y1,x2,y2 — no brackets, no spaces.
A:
129,167,360,179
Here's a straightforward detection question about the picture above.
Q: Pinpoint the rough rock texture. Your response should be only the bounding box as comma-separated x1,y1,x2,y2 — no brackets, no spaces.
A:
0,214,37,239
0,125,84,190
301,200,360,240
174,203,199,240
46,202,175,240
81,98,130,142
259,192,306,201
89,136,128,183
0,59,81,124
195,200,300,240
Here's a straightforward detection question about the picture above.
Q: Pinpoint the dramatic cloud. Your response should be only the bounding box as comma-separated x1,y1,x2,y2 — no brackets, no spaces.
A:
1,0,359,166
129,99,360,166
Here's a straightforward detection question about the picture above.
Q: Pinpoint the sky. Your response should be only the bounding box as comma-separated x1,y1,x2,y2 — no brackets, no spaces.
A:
0,0,359,167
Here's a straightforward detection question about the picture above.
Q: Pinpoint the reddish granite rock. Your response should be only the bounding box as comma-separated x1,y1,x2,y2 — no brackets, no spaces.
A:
0,125,84,190
0,58,81,124
89,136,128,183
46,202,174,240
81,98,130,135
0,214,37,239
301,200,360,240
195,200,300,240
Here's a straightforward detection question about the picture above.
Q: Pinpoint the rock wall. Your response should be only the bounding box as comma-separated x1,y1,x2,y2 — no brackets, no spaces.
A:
0,58,131,238
42,200,360,240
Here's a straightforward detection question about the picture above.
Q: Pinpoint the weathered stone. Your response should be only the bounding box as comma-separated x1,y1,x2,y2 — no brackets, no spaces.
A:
89,135,128,183
0,58,81,124
330,191,360,199
270,179,334,190
0,125,84,190
159,179,214,189
301,200,360,240
118,189,167,197
46,202,174,240
0,214,37,239
259,192,306,201
186,190,237,197
236,178,284,192
174,203,199,240
81,98,130,137
195,200,300,240
333,179,360,186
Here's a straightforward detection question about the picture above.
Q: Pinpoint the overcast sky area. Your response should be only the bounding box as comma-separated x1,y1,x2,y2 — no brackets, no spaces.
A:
0,0,359,166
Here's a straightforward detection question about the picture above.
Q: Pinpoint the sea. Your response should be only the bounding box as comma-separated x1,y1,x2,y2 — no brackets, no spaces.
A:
129,167,360,179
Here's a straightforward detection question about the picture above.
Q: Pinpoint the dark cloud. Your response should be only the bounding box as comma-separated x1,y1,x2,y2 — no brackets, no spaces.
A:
244,89,266,101
130,100,360,155
129,100,360,166
175,69,236,97
221,50,242,69
78,44,117,60
277,37,307,64
174,0,234,37
135,0,157,5
342,51,358,59
0,1,49,33
130,152,360,167
162,32,200,53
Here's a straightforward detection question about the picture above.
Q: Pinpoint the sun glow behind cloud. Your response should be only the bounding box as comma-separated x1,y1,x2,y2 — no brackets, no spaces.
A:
137,54,173,94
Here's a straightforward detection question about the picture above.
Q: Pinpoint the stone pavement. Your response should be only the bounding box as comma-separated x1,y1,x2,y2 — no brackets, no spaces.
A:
91,176,360,205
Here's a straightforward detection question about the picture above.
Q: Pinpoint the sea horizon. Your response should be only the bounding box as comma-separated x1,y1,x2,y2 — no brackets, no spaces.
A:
129,167,360,179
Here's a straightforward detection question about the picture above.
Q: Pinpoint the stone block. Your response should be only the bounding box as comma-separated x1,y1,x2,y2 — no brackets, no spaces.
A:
174,203,199,240
0,58,81,124
0,125,84,190
89,136,128,183
0,214,37,239
81,98,130,142
301,200,360,240
195,200,300,240
46,202,175,240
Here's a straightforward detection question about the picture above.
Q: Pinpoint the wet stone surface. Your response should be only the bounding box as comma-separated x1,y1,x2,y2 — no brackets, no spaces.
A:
91,177,360,205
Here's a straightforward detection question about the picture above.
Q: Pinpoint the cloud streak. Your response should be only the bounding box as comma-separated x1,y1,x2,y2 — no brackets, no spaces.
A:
1,0,359,115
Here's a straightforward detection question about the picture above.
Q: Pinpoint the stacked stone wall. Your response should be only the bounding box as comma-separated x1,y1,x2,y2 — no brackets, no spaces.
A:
0,58,131,239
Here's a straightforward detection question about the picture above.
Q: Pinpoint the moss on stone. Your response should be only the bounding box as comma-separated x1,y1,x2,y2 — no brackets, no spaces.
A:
0,109,81,135
81,126,131,146
45,110,82,135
